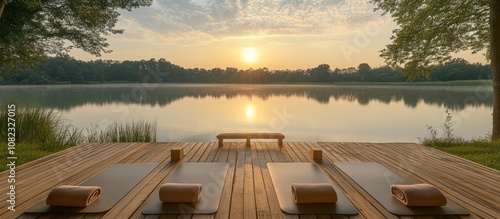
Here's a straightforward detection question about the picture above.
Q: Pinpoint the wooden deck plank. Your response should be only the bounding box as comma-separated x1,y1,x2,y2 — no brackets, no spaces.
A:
229,143,246,218
251,142,272,218
198,142,218,163
243,144,257,219
282,142,303,162
215,142,238,219
1,141,498,219
186,142,210,163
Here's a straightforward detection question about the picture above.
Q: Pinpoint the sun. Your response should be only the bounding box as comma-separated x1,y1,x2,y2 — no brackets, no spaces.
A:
243,47,258,63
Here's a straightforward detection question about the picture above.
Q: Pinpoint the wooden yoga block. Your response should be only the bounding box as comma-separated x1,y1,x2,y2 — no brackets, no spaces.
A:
310,149,322,161
171,148,184,160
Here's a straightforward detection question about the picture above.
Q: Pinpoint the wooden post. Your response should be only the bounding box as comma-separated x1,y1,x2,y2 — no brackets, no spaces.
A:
278,138,283,147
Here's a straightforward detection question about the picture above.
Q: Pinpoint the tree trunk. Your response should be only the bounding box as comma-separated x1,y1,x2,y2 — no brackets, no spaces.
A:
0,0,6,19
491,0,500,141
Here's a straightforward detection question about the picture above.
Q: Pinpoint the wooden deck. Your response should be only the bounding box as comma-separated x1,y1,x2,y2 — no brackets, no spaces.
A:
1,142,499,219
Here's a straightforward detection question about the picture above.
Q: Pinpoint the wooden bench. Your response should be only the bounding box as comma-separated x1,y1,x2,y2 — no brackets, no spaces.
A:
217,133,285,147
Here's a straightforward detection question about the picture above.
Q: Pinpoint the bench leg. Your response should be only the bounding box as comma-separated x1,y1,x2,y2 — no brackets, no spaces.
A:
218,139,223,147
278,138,283,147
246,138,251,147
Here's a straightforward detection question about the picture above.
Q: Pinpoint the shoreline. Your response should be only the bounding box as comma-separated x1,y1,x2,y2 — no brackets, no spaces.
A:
0,79,494,87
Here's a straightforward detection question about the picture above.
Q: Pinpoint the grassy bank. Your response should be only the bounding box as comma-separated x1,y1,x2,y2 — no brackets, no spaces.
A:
420,109,499,170
422,140,500,170
1,142,57,169
0,105,156,171
332,79,493,86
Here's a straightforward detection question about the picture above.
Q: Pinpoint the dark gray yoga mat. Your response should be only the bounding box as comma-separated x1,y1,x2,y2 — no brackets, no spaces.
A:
334,162,469,216
267,163,358,215
141,163,229,214
25,163,159,213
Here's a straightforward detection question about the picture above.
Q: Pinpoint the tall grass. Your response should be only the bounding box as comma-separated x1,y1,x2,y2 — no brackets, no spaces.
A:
0,105,157,171
0,105,83,150
86,120,157,143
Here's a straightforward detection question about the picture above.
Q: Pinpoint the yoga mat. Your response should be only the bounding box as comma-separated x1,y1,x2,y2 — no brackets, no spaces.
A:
334,162,469,216
25,163,159,213
267,163,358,215
141,163,229,214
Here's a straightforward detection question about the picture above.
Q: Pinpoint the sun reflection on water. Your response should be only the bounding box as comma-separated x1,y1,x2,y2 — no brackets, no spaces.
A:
246,105,254,119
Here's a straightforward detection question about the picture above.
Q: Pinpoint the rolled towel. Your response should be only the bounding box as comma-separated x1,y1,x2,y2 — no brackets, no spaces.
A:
291,183,337,203
390,183,447,206
159,183,202,202
46,185,101,207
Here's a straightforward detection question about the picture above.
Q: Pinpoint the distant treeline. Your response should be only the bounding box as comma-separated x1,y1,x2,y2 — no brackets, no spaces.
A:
0,56,492,84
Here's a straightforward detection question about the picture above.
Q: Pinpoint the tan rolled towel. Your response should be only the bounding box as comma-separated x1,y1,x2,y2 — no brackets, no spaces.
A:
291,183,337,203
46,185,101,207
390,183,447,206
159,183,202,202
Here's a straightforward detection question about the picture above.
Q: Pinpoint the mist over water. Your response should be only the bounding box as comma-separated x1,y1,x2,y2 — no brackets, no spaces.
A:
0,84,493,142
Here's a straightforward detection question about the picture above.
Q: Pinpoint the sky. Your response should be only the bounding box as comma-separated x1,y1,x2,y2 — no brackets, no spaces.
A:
70,0,487,70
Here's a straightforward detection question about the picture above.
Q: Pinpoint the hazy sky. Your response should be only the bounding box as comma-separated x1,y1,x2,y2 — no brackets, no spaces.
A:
70,0,486,70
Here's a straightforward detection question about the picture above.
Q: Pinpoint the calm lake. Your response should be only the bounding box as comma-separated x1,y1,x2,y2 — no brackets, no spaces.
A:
0,84,494,142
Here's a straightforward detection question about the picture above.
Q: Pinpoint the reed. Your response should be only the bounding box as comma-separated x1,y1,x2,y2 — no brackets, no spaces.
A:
0,105,157,171
0,105,83,150
85,120,157,143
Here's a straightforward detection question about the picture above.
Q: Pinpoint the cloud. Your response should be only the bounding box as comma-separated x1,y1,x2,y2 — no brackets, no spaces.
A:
116,0,386,44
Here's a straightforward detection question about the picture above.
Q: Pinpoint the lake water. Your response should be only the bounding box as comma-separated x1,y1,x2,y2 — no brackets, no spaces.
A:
0,84,494,143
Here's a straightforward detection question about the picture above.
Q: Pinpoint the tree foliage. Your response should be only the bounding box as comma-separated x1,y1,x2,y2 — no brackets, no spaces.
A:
371,0,500,140
370,0,490,80
430,58,492,81
0,0,152,73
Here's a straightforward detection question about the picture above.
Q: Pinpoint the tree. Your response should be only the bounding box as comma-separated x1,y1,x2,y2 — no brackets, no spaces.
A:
357,63,372,81
0,0,152,73
371,0,500,141
308,64,331,82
